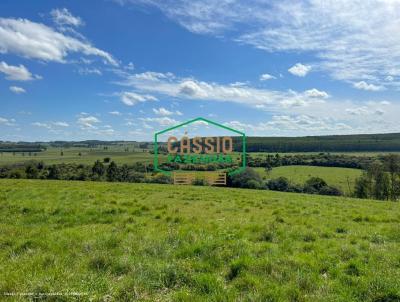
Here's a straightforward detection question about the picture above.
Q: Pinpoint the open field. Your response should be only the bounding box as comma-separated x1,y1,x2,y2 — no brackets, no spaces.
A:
0,147,161,165
256,166,363,195
1,179,399,301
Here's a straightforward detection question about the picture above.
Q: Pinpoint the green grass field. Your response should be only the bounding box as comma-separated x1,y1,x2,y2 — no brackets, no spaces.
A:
1,179,399,301
0,146,160,165
256,166,363,195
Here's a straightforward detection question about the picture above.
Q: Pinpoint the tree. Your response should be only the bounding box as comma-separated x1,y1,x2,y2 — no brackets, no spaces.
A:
354,160,392,201
267,177,290,191
228,167,262,189
106,161,119,182
354,173,370,199
118,164,130,182
25,164,39,179
373,170,390,200
103,157,111,163
383,154,400,200
92,160,105,178
304,177,328,194
47,165,60,180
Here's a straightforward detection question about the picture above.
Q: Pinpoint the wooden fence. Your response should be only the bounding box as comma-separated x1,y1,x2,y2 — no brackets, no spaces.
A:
173,172,226,186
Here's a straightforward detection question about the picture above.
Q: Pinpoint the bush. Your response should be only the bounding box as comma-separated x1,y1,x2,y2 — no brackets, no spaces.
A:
150,173,172,184
319,185,343,196
303,177,328,194
228,168,262,189
267,177,290,191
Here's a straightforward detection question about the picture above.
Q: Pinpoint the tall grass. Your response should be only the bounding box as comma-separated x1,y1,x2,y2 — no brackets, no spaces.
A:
0,179,399,301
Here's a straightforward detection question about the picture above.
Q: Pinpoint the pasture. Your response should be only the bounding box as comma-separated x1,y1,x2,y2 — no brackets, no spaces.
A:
256,166,363,195
1,179,399,301
0,146,159,165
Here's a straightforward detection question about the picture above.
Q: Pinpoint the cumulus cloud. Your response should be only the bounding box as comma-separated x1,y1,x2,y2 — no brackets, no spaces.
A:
304,88,329,98
32,122,51,129
140,117,178,126
346,106,385,116
153,107,173,116
120,91,157,106
9,86,26,94
50,8,83,27
77,115,100,129
0,117,16,126
259,73,276,81
53,121,69,127
353,81,384,92
117,70,330,110
0,17,117,65
288,63,311,77
31,121,69,129
225,115,352,134
0,61,37,81
109,111,122,116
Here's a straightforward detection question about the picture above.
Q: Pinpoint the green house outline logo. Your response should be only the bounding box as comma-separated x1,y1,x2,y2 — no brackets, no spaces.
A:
153,117,246,176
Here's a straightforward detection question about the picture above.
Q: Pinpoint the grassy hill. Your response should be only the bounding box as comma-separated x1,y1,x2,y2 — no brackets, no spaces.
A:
1,179,399,301
255,166,362,195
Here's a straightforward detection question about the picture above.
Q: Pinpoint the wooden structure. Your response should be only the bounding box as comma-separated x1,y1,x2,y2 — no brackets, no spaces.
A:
173,171,226,186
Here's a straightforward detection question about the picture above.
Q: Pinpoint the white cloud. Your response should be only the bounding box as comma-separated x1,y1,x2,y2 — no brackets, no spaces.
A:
32,122,51,129
117,70,330,110
51,8,83,27
134,71,174,81
77,115,100,129
53,121,69,127
353,81,384,92
225,115,352,134
153,107,173,116
230,81,247,87
304,88,329,98
9,86,26,94
0,61,37,81
288,63,311,77
125,62,134,70
259,73,276,81
0,17,117,65
33,121,70,129
130,1,400,88
120,91,157,106
0,117,16,126
140,117,178,126
346,106,385,116
78,67,102,75
109,111,122,116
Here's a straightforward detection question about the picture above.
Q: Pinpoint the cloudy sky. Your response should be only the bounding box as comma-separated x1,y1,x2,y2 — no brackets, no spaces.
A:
1,0,400,141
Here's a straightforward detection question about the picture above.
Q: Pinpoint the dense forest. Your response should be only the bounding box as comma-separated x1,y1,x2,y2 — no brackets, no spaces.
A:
234,132,400,152
3,132,400,153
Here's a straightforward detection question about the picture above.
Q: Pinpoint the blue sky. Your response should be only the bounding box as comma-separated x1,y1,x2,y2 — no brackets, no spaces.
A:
1,0,400,141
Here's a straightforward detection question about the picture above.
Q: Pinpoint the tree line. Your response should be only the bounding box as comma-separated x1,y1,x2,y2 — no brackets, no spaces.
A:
233,133,400,152
354,154,400,201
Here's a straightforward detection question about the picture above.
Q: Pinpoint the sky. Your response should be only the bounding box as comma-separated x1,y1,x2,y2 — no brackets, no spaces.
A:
1,0,400,141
